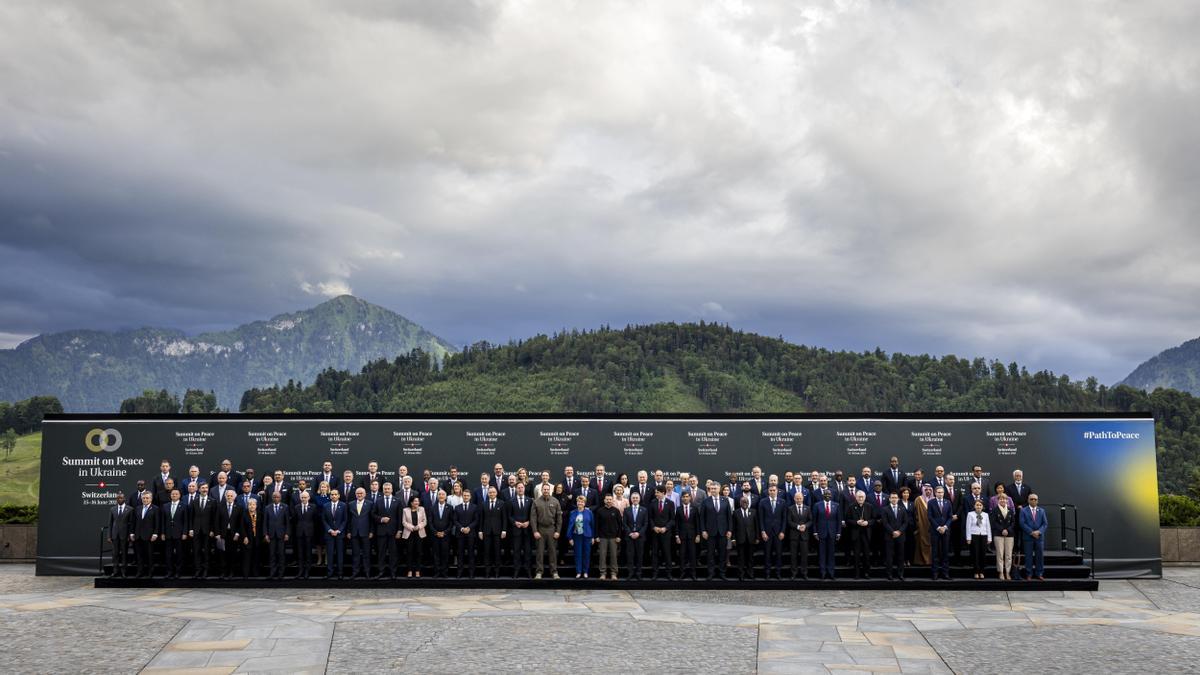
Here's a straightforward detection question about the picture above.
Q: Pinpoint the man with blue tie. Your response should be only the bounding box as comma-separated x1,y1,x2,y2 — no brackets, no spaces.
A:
161,489,188,579
881,456,907,495
700,484,731,580
814,489,842,580
347,487,374,579
1020,493,1048,580
323,490,347,579
264,491,291,580
928,486,953,580
373,483,401,579
758,485,787,580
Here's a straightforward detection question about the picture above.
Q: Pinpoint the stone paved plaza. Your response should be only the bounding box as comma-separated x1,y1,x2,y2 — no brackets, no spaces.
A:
1,565,1198,674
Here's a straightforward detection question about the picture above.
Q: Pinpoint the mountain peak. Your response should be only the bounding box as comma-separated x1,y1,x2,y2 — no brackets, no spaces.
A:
1120,336,1200,395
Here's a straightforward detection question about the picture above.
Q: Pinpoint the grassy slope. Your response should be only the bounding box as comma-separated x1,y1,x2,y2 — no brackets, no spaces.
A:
0,432,41,506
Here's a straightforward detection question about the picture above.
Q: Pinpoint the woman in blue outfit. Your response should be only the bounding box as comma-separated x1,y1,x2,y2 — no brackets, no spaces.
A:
568,495,595,578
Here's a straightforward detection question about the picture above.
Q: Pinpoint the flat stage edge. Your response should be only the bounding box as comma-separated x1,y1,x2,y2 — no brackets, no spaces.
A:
94,576,1098,591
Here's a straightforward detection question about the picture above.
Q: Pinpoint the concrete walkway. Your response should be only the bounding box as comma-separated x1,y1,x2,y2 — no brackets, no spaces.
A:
1,565,1197,674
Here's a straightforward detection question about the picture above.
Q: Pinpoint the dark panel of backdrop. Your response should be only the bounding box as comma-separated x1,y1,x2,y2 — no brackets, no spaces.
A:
37,413,1160,577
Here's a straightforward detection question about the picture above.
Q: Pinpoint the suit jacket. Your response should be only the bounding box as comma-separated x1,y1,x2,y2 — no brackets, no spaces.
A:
628,482,653,504
732,507,757,544
372,495,402,536
209,484,234,505
675,501,700,539
561,475,581,496
346,500,373,537
161,501,189,540
1019,505,1048,540
263,501,291,538
179,476,204,496
786,502,812,540
699,495,731,536
358,473,384,494
264,482,291,505
428,502,454,535
401,507,428,539
649,497,675,534
454,502,480,535
844,501,873,542
814,500,842,539
292,502,318,539
109,504,134,540
1006,482,1034,507
311,472,337,490
881,502,909,535
396,487,418,510
990,504,1017,537
507,495,533,528
867,490,889,515
217,502,243,539
211,470,244,491
757,496,787,536
881,469,907,495
574,487,599,510
965,475,992,497
322,501,348,537
133,504,159,540
591,476,613,498
151,474,173,504
623,503,649,538
927,498,954,533
236,492,259,511
338,482,358,502
480,498,509,536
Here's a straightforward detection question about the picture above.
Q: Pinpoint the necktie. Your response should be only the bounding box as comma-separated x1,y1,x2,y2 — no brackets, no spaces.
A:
519,497,523,509
200,498,205,509
385,497,390,509
825,502,830,516
893,506,897,517
171,504,176,518
274,505,279,516
302,505,306,515
633,506,638,520
490,500,496,510
118,505,123,515
685,505,689,519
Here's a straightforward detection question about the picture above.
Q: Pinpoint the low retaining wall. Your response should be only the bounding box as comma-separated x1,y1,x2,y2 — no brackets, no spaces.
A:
1161,527,1200,563
0,523,36,562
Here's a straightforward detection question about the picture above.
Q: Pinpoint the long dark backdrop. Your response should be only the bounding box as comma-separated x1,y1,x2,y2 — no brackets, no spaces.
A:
38,412,1160,577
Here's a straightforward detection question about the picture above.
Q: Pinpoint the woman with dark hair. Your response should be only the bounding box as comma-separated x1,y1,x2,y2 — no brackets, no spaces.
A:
402,495,427,577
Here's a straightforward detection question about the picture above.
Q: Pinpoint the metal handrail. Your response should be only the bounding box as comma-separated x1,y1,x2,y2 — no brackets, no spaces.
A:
1077,525,1096,578
98,526,109,576
1040,502,1077,551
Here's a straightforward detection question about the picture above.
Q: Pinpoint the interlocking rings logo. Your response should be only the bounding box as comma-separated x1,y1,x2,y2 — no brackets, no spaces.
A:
85,428,122,453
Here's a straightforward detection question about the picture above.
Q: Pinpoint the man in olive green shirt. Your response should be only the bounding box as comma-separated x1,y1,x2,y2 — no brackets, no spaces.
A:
531,483,562,579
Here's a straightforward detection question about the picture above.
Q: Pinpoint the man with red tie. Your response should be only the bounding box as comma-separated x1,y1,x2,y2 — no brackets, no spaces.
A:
814,489,842,580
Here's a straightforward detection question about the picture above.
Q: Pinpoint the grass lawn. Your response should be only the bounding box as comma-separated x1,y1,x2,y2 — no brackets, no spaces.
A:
0,431,40,506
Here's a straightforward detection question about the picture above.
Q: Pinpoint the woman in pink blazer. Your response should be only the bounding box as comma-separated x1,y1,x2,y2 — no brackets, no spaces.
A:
402,495,428,577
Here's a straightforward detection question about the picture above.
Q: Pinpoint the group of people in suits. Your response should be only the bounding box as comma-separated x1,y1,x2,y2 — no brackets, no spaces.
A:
107,458,1050,582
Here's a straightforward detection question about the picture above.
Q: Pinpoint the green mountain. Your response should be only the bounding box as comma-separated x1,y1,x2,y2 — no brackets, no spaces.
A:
239,322,1200,495
0,295,457,411
1120,337,1200,396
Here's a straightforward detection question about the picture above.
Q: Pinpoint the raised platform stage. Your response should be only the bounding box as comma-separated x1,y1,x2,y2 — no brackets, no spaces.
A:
95,550,1095,591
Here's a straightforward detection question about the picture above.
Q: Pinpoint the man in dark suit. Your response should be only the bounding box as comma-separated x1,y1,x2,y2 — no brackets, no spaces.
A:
312,461,336,491
561,465,581,496
372,483,401,579
575,476,598,510
945,475,965,563
339,472,358,510
1007,470,1033,507
928,486,953,580
814,489,842,580
758,485,787,580
132,491,159,578
346,488,373,579
700,485,731,580
210,459,242,494
427,489,453,578
507,483,533,579
292,490,318,579
263,491,291,580
439,465,468,494
786,491,812,579
623,491,649,580
214,489,240,579
649,486,675,579
161,489,188,579
732,495,757,580
966,465,992,498
455,490,480,578
674,490,700,580
630,470,652,504
845,490,873,579
881,492,909,581
491,463,509,497
323,490,347,579
480,486,509,578
108,494,133,577
267,470,291,505
237,479,259,512
128,480,152,510
179,465,204,497
592,464,612,498
881,456,907,496
867,480,889,565
358,461,382,494
472,474,493,507
152,460,173,506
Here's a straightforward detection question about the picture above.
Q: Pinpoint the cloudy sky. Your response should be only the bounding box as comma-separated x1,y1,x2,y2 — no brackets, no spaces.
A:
2,0,1198,384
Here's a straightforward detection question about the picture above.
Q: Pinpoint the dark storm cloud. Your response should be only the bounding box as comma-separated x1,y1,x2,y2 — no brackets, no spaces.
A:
1,0,1197,384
